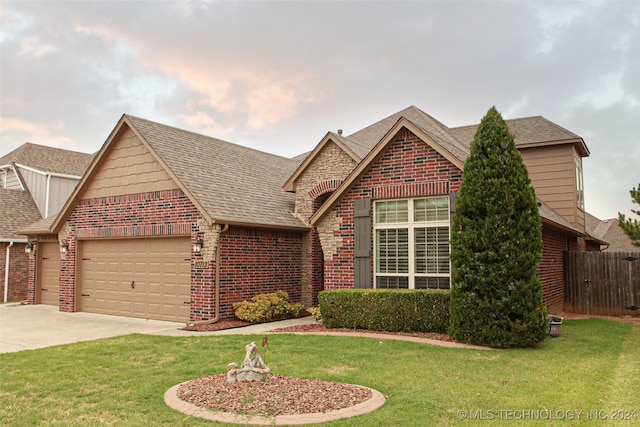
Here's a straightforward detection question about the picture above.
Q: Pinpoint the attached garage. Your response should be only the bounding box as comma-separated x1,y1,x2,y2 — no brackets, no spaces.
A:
37,242,60,305
76,237,191,322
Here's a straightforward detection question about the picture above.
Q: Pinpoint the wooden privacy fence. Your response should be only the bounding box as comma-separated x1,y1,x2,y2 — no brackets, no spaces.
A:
564,251,640,316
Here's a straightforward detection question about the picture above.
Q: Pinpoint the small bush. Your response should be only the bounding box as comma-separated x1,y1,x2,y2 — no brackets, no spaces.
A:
318,289,450,333
233,291,304,323
311,306,322,321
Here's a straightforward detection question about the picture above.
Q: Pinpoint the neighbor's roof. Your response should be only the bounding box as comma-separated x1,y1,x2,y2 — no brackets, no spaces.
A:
586,212,639,252
0,189,42,241
0,143,95,177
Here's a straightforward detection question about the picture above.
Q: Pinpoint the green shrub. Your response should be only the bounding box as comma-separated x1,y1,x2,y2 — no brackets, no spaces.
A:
233,291,304,323
318,289,450,333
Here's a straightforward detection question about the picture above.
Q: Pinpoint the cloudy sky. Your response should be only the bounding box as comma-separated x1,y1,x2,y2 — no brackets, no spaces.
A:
1,0,638,220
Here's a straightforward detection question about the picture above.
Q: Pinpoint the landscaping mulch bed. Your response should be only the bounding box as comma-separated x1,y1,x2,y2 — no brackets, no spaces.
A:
177,374,372,416
270,322,455,342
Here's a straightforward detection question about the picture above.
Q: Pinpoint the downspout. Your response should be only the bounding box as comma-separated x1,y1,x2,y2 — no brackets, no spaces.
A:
188,223,229,325
4,241,14,303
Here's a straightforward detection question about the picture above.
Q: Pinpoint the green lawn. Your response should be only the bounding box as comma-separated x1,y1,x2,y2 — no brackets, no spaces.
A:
1,318,638,426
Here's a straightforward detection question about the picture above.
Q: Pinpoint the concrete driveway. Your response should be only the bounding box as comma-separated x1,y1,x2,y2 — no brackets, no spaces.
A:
0,303,184,353
0,304,316,354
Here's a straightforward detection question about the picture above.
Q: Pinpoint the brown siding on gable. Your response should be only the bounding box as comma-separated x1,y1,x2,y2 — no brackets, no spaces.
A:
520,145,584,231
83,128,176,199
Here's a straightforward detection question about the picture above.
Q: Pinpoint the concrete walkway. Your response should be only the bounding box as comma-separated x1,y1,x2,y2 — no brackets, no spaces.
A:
0,303,315,354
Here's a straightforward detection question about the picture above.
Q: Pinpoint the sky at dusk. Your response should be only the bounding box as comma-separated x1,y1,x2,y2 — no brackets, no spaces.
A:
1,0,638,220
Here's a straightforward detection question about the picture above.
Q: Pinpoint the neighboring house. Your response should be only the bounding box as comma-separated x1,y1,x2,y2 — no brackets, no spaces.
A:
586,212,640,252
0,143,94,302
22,106,599,322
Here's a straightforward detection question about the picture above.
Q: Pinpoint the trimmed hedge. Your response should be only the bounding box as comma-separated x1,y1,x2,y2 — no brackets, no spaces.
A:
318,289,450,333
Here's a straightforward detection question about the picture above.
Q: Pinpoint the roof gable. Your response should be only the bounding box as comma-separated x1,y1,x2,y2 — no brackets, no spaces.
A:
81,125,177,199
286,105,468,194
311,117,466,225
54,115,308,232
283,131,362,192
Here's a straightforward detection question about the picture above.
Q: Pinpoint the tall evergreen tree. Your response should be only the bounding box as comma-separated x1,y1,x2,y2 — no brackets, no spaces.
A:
618,183,640,247
449,106,547,348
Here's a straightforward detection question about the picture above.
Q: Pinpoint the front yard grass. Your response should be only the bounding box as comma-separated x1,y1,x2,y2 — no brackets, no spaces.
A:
1,318,638,426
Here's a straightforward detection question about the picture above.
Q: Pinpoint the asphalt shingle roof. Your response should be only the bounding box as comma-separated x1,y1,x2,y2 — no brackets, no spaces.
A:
449,116,587,155
0,143,94,176
125,115,307,230
345,105,469,163
586,212,639,252
0,189,42,240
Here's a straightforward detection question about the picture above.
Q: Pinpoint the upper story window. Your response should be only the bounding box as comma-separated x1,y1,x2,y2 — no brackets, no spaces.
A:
374,196,451,290
575,159,584,210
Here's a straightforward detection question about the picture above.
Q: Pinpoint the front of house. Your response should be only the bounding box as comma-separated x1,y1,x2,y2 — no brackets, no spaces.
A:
22,106,600,322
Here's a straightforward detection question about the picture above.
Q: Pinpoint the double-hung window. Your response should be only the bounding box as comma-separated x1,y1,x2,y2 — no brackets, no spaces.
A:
374,196,450,289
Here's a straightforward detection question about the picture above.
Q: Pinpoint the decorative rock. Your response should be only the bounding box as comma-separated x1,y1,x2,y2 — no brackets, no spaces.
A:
226,342,270,383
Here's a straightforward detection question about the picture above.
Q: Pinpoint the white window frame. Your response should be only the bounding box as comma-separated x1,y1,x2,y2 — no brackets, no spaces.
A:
575,158,585,211
373,196,451,289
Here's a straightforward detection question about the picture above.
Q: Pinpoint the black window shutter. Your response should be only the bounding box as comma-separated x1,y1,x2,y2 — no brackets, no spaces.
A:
354,198,372,289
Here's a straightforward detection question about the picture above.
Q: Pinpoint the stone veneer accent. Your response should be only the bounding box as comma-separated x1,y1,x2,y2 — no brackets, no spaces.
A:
293,141,357,306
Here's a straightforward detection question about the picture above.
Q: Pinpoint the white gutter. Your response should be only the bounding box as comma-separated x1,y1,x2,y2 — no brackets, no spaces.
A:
12,163,83,180
4,241,14,303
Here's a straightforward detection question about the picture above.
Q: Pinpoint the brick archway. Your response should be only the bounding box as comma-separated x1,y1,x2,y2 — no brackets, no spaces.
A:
308,181,342,306
309,179,342,201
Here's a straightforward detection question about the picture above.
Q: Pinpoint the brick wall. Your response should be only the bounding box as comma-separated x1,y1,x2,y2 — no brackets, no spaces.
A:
0,242,29,302
218,226,302,319
53,189,304,321
319,128,463,289
58,189,205,314
539,227,570,313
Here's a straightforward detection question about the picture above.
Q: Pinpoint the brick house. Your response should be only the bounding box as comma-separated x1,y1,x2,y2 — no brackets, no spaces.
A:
1,144,93,302
22,106,603,322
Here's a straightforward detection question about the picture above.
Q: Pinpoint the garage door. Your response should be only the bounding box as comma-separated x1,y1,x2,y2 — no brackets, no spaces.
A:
77,237,191,322
38,242,60,305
